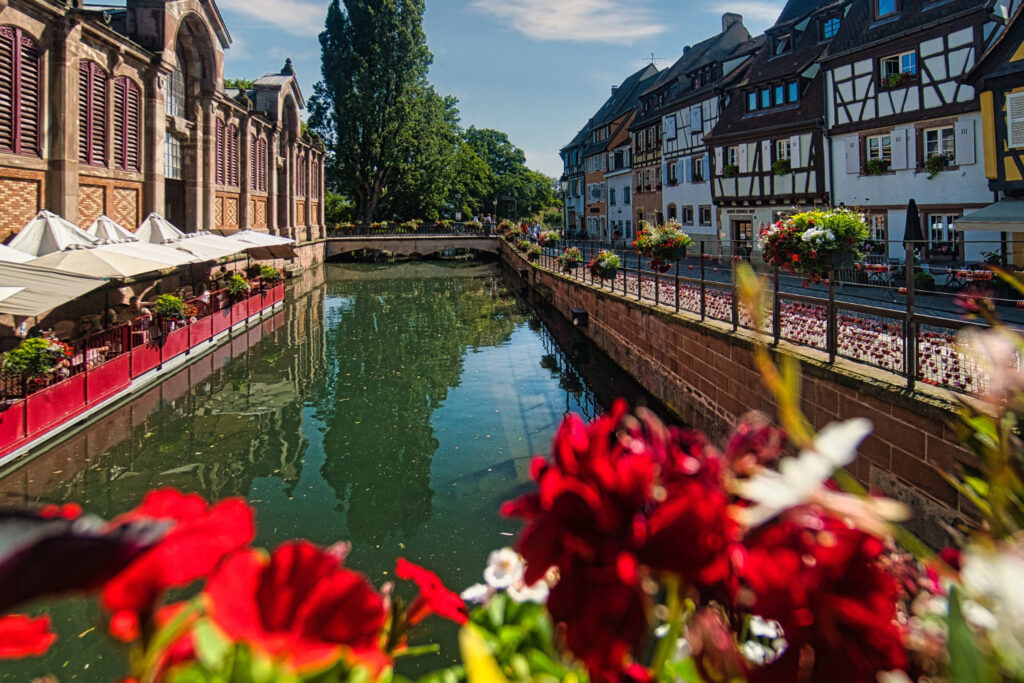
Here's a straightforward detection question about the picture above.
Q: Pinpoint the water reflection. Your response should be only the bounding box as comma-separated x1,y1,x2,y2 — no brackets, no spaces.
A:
0,261,669,680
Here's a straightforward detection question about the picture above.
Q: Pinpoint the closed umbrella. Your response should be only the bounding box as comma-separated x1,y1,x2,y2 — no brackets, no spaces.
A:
7,210,102,256
30,247,173,280
136,213,186,244
87,215,138,243
903,199,924,250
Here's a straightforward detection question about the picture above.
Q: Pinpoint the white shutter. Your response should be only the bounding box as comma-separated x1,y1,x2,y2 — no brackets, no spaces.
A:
907,128,917,168
891,128,907,170
683,158,691,183
690,106,702,132
761,140,772,171
955,118,976,165
738,144,748,173
1010,93,1024,148
665,114,677,139
790,135,801,167
715,147,723,172
845,137,860,174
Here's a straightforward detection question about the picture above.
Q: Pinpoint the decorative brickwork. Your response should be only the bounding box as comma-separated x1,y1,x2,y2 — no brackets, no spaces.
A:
251,197,267,228
215,196,224,227
79,184,105,228
310,202,319,226
110,186,139,229
0,174,42,239
296,201,305,225
224,196,238,228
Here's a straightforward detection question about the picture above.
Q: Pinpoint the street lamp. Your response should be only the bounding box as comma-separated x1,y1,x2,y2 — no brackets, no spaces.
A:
454,193,461,222
493,197,498,220
559,174,569,235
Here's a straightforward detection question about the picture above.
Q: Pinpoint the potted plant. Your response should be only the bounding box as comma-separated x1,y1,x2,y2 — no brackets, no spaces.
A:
402,219,421,232
588,250,621,280
538,231,561,248
924,154,948,178
516,239,532,253
259,265,284,283
153,294,197,331
227,274,252,300
883,71,915,89
465,219,483,232
772,158,791,175
722,164,739,178
525,244,542,262
758,208,869,279
864,159,890,176
1,337,72,383
245,263,263,279
556,247,582,272
633,220,694,272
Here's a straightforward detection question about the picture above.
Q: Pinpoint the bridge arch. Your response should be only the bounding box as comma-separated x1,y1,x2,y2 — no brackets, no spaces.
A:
325,236,501,260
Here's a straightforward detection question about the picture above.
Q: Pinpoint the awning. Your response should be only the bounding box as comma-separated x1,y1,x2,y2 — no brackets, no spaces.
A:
0,262,106,317
30,247,174,280
0,245,35,264
958,198,1024,231
7,210,102,256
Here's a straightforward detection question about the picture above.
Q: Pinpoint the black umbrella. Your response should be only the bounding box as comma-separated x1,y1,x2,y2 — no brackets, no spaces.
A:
903,198,924,249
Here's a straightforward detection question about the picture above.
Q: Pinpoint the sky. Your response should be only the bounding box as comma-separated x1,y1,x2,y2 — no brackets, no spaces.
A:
217,0,786,178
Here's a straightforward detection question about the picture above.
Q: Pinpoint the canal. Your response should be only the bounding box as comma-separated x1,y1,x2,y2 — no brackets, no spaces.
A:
0,261,669,679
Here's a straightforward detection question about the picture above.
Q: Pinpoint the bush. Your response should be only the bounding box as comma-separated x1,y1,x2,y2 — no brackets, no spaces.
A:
260,266,283,282
227,274,251,298
1,337,71,379
541,209,562,228
772,158,791,175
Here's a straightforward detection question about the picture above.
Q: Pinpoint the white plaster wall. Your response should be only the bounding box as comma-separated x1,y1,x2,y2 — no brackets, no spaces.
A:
605,171,634,238
663,170,716,238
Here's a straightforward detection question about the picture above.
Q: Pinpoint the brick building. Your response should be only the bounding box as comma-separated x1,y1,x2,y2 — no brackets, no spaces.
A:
0,0,325,242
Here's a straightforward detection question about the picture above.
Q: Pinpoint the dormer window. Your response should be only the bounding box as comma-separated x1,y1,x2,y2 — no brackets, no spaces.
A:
773,34,792,56
822,16,840,39
875,0,898,18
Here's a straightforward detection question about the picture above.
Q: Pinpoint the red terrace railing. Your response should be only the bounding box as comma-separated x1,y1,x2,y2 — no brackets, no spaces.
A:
0,281,285,460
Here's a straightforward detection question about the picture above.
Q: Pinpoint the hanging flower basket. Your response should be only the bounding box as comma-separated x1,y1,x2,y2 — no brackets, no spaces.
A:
633,220,693,271
525,244,542,262
588,250,620,280
556,247,582,272
759,208,869,280
538,231,561,248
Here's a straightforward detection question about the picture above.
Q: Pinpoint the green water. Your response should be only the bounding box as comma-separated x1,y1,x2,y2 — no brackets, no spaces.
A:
0,261,665,679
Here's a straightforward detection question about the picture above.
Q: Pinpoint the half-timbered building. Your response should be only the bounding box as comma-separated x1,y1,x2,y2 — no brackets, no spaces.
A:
0,0,325,242
660,16,760,250
560,128,587,234
706,0,846,256
823,0,998,263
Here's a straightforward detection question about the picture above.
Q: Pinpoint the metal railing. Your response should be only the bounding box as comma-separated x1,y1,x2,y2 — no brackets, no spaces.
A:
326,222,495,238
515,235,1019,397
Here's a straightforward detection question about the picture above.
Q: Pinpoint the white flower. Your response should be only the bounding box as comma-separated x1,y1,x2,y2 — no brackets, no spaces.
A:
748,615,783,640
734,418,872,526
508,579,549,604
960,538,1024,671
460,583,493,604
483,547,524,589
960,328,1024,403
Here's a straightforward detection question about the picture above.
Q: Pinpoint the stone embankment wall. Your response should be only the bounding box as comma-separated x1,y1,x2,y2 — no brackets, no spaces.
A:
503,245,970,547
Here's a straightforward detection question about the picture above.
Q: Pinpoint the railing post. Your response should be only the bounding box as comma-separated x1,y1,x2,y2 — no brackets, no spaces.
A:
636,251,642,301
827,271,837,364
730,254,738,331
772,266,781,345
700,241,706,322
905,242,917,391
654,262,660,307
674,258,680,313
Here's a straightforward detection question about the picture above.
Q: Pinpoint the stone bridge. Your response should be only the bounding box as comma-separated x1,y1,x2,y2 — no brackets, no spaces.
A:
325,235,500,259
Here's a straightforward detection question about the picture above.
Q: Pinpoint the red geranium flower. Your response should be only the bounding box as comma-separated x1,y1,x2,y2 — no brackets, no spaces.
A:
0,614,56,659
102,489,255,614
205,541,387,673
395,557,468,626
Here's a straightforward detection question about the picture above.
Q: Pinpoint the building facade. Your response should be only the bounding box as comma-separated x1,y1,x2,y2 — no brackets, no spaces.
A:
0,0,324,242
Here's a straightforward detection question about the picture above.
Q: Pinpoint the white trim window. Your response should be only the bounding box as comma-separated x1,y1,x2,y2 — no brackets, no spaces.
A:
164,132,183,179
727,146,738,167
928,214,958,247
866,134,892,162
692,156,705,182
924,126,955,161
881,51,916,80
776,139,791,161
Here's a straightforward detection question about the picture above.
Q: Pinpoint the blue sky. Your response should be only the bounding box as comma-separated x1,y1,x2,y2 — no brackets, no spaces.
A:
219,0,785,178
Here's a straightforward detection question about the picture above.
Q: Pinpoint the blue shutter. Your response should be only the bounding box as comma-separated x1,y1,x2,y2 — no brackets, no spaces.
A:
683,158,691,183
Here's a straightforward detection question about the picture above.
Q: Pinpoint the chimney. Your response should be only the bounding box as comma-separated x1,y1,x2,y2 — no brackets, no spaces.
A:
683,45,690,54
722,12,743,32
611,85,618,96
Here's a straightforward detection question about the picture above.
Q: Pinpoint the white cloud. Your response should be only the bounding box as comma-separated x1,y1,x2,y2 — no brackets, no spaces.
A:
705,1,783,30
218,0,325,36
469,0,666,45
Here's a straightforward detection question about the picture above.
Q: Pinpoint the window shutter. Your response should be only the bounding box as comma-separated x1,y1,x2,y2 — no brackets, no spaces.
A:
251,135,258,190
683,157,691,183
1009,93,1024,148
0,28,14,154
789,135,801,167
738,144,748,173
216,119,225,185
955,118,976,165
126,80,140,170
260,139,266,191
906,127,917,168
78,62,90,164
113,78,124,167
761,140,772,170
714,147,723,173
665,114,676,139
844,136,860,174
91,65,106,166
891,128,907,170
17,32,40,157
228,124,238,186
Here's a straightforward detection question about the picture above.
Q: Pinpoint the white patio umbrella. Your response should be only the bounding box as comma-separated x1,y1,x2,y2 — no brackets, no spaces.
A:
7,210,102,256
175,232,247,260
0,244,35,264
87,215,201,267
136,212,186,244
224,230,297,259
30,247,174,280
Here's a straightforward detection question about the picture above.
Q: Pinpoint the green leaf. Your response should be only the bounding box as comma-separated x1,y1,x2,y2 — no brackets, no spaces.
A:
948,586,987,683
661,657,702,683
486,592,508,629
193,619,231,670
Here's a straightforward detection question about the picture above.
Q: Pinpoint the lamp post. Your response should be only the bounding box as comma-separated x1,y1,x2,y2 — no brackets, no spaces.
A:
454,193,461,223
559,174,569,235
493,197,498,221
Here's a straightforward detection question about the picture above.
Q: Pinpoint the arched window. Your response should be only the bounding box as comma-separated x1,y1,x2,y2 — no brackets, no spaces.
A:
166,44,186,118
78,60,107,166
227,123,238,187
0,26,41,157
295,151,306,197
113,76,141,171
215,118,225,185
251,135,267,192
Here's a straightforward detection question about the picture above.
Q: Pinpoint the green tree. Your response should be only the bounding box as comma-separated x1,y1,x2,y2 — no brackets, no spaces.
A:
324,191,353,225
449,142,493,218
308,0,432,224
463,127,526,177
